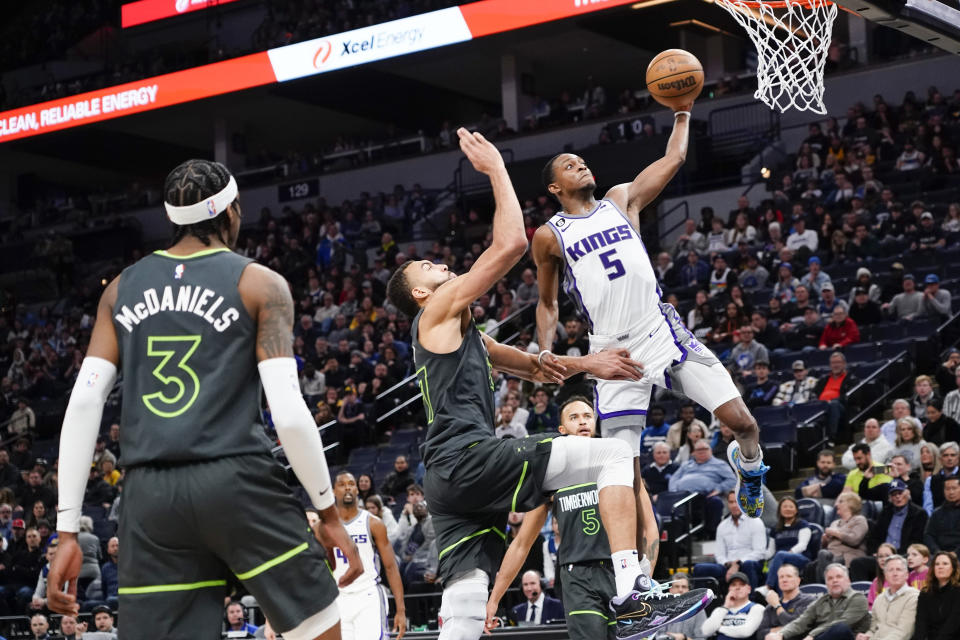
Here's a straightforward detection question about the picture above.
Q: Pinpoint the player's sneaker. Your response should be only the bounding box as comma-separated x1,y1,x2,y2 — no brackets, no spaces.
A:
727,441,770,518
610,577,714,640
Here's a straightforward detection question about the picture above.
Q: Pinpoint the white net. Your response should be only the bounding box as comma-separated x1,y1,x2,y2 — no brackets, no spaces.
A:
714,0,838,114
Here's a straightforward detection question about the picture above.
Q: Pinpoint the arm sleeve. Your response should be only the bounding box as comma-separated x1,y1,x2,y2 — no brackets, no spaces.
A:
258,358,333,510
57,357,118,533
790,527,812,554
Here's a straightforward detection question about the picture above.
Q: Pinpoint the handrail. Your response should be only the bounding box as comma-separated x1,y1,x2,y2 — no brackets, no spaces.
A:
486,301,535,340
377,373,418,400
657,199,690,244
376,392,424,424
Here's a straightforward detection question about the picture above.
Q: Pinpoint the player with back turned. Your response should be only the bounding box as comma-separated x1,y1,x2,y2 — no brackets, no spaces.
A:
532,99,769,541
386,128,713,640
46,159,361,640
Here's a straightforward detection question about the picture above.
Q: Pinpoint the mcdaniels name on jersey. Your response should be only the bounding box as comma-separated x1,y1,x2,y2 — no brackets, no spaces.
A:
557,487,599,513
563,224,634,262
114,285,241,333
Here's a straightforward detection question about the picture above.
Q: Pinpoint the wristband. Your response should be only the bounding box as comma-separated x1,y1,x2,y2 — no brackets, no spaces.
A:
538,350,554,366
674,111,691,119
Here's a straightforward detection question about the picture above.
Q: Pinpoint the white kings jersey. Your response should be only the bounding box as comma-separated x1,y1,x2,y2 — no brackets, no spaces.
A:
546,200,661,336
333,509,381,594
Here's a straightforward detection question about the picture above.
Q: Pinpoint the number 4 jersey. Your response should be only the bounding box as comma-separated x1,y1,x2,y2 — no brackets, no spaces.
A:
545,200,662,336
112,248,274,466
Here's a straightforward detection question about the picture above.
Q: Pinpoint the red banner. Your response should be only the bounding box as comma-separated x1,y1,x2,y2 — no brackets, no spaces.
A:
122,0,243,29
459,0,638,37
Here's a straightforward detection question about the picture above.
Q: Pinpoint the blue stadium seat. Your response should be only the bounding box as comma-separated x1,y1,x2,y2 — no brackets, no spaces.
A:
390,430,420,447
844,342,878,363
805,522,824,560
792,401,829,424
800,583,828,595
868,323,905,342
796,498,825,526
851,581,872,595
760,422,797,444
753,405,790,425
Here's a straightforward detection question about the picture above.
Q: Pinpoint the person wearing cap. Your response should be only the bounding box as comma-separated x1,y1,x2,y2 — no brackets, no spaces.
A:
816,283,848,319
910,211,946,252
91,604,118,636
922,273,952,320
848,287,883,327
858,554,919,640
786,215,819,254
739,252,770,292
819,306,860,351
773,361,819,407
799,256,832,297
883,274,924,320
860,479,928,568
773,263,800,304
700,571,763,638
745,360,779,409
841,419,892,472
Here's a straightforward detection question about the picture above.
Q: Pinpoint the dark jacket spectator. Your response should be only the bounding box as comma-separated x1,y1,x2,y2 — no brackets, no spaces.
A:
865,500,928,555
925,483,960,553
913,580,960,640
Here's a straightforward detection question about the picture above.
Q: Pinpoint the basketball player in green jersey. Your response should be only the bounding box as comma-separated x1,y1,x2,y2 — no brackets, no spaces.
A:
387,128,712,640
485,396,658,639
47,159,361,640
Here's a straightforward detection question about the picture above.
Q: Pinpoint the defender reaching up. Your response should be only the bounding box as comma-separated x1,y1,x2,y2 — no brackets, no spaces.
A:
532,102,769,533
386,129,712,640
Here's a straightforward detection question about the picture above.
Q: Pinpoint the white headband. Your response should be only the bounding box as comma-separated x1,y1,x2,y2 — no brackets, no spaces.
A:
164,175,238,225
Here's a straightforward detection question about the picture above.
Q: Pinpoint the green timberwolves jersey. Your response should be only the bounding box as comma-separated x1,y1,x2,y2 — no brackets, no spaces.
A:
113,248,272,466
554,478,611,564
412,311,496,474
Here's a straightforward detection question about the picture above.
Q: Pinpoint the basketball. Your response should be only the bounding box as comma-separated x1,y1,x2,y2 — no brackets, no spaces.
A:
645,49,704,110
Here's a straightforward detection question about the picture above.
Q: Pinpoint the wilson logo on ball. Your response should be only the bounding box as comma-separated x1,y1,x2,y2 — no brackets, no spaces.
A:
656,75,699,92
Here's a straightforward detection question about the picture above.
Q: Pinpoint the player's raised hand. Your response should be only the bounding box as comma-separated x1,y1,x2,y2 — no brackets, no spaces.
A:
586,349,645,381
46,532,82,616
458,127,505,176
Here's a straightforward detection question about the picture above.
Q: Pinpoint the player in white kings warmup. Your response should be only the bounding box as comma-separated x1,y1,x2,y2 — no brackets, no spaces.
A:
532,98,769,544
46,159,360,640
386,128,712,640
331,471,406,640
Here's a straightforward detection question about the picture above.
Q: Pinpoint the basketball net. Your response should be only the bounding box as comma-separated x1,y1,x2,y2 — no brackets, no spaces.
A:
714,0,838,114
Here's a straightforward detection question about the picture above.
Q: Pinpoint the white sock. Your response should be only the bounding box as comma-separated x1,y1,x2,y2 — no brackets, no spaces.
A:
612,549,646,597
737,445,763,471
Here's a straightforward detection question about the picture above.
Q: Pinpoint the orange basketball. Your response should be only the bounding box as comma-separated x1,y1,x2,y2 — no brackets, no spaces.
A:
645,49,704,110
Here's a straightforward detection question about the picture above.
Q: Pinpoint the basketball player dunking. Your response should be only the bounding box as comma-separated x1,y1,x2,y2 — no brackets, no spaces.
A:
386,128,712,640
47,159,361,640
331,471,406,640
533,101,769,540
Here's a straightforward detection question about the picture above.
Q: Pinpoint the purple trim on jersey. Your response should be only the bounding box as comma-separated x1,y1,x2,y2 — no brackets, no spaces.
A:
365,510,382,584
663,371,673,390
657,302,688,365
597,408,648,419
553,200,604,220
546,220,595,330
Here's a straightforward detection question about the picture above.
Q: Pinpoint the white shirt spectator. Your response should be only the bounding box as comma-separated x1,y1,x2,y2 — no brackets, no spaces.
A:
496,422,529,440
841,435,893,470
786,228,819,253
714,513,768,565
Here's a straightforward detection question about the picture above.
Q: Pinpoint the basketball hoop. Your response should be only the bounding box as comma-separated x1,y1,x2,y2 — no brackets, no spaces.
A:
714,0,838,114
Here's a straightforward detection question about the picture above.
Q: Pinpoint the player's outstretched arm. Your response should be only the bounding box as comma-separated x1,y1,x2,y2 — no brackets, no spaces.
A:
49,278,121,616
605,102,693,225
422,129,527,324
485,505,549,633
532,226,563,354
240,264,362,585
481,334,644,384
371,516,406,640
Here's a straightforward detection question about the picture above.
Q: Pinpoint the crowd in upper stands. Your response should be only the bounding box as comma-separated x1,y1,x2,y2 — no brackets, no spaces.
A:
0,65,957,637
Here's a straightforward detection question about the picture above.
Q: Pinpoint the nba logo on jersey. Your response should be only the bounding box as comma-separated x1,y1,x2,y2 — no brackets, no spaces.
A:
206,199,216,216
86,372,99,387
174,264,185,280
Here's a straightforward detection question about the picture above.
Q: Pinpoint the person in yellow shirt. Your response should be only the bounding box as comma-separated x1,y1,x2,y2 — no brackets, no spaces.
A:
843,444,893,501
99,458,121,486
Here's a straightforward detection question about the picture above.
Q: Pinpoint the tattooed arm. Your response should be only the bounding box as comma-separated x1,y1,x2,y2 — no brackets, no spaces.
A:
239,264,362,586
